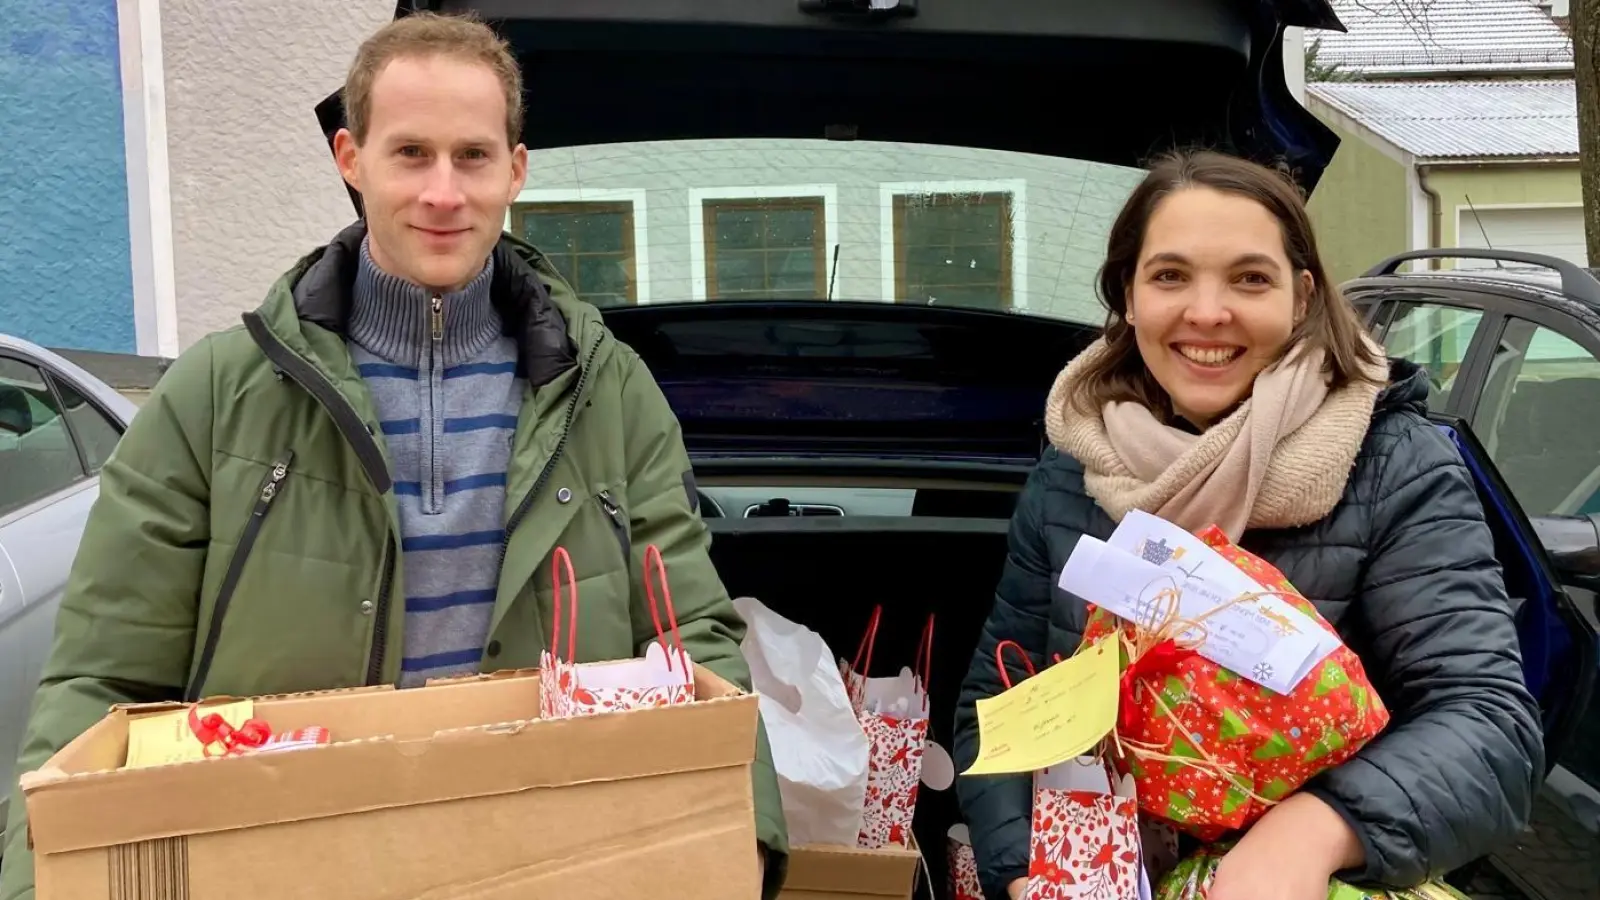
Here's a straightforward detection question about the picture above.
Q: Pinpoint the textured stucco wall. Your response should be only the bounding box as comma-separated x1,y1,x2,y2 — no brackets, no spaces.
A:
0,0,134,352
161,0,392,349
1304,110,1412,286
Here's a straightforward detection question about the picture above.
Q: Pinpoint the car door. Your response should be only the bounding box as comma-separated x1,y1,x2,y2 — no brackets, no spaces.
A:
0,353,120,838
1361,290,1502,416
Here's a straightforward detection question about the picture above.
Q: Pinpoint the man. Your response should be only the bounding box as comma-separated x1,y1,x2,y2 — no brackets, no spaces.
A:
0,12,787,899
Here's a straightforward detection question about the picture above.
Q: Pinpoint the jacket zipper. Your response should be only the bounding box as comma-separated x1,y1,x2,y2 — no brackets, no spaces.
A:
244,311,399,685
185,451,293,701
496,333,606,587
598,489,630,560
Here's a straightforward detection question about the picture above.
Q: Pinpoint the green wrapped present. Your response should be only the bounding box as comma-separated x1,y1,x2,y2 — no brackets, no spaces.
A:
1157,845,1470,900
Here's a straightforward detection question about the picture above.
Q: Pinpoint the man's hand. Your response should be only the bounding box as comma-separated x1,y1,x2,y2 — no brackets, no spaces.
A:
1209,793,1364,900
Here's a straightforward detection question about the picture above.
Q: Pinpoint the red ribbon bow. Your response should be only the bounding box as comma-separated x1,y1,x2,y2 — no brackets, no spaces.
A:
1117,638,1195,734
188,705,274,757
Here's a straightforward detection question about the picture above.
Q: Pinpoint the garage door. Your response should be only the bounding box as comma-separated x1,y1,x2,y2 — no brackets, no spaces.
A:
1455,205,1590,268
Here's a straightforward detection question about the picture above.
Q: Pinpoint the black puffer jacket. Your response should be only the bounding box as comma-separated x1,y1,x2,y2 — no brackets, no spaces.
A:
952,359,1543,900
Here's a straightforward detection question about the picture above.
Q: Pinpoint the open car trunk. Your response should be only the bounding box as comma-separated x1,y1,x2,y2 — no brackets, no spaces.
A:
317,1,1595,895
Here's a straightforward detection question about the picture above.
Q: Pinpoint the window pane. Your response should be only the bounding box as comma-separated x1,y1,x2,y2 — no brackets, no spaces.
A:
1473,317,1600,518
712,208,764,250
575,211,626,253
713,250,768,296
895,192,1012,307
511,202,636,306
764,208,818,248
0,358,86,518
520,213,574,254
48,376,122,474
1379,302,1484,409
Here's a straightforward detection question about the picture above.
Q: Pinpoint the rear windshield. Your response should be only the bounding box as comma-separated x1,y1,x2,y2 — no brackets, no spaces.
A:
502,139,1145,326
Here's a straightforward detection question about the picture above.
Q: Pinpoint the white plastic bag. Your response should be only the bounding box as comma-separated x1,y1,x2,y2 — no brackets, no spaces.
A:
734,596,871,846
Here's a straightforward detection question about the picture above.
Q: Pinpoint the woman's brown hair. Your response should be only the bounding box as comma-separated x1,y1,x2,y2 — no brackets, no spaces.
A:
1068,149,1386,418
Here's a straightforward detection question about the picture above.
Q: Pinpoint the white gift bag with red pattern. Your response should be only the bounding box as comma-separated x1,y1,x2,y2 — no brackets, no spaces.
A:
1026,759,1146,900
989,642,1149,900
948,823,988,900
539,545,695,719
840,607,935,849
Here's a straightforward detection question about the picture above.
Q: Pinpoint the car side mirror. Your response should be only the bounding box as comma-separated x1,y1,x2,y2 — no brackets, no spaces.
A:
1531,514,1600,597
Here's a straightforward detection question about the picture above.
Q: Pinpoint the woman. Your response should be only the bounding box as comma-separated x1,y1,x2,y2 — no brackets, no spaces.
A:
951,150,1542,900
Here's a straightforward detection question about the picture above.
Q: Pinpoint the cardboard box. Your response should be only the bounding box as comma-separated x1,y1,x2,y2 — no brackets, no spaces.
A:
777,841,923,900
20,665,762,900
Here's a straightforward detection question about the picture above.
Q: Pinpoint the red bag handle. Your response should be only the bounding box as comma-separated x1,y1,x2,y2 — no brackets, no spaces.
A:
913,614,935,688
851,604,884,676
644,544,688,673
992,641,1062,690
548,546,579,662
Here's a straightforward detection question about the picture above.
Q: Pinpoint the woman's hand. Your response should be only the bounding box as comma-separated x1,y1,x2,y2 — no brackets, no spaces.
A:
1208,793,1365,900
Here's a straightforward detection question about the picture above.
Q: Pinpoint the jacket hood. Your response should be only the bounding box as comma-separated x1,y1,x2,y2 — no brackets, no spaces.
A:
1375,358,1432,417
258,221,590,389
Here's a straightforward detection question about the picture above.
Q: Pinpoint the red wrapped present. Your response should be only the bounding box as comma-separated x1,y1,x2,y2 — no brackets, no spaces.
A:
539,545,695,719
1083,525,1391,840
841,607,934,849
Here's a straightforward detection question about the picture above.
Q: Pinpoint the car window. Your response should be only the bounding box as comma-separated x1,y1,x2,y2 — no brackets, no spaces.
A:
48,374,122,474
1472,318,1600,518
0,357,89,518
1376,301,1486,410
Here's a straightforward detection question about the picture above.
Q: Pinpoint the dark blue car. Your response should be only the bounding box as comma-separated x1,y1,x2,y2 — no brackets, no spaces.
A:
331,1,1599,895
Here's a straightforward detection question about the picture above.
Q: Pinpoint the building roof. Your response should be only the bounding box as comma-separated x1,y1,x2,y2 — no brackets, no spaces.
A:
1312,0,1573,76
1308,79,1579,160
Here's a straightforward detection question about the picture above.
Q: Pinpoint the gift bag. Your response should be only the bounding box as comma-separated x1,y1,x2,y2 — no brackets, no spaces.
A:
539,544,695,719
1068,516,1390,840
842,606,934,849
733,595,871,847
948,823,988,900
1156,844,1470,900
993,642,1146,900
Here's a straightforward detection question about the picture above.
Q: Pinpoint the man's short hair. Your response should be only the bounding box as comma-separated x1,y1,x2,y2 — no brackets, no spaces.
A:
341,11,525,147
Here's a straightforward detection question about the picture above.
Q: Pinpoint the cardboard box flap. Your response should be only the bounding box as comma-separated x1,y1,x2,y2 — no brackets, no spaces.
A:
782,844,923,897
25,687,757,855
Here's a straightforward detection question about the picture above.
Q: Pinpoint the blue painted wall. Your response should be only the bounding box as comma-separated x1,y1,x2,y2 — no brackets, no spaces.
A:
0,0,134,353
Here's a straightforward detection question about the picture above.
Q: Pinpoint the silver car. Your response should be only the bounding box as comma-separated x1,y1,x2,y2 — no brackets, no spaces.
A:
0,334,139,845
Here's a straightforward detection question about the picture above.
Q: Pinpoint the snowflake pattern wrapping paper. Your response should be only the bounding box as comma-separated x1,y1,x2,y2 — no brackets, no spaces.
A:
538,545,697,720
1155,844,1471,900
1081,525,1391,840
1026,760,1143,900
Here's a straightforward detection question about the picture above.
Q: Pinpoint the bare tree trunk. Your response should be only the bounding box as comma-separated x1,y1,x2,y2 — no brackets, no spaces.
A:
1576,0,1600,265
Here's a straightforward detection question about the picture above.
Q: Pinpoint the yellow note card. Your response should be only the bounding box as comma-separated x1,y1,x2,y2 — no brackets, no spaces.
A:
124,700,255,769
962,636,1119,775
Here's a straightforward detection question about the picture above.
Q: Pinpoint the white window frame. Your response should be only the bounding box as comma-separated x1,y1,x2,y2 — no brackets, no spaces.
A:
505,187,653,304
687,185,840,302
878,179,1029,310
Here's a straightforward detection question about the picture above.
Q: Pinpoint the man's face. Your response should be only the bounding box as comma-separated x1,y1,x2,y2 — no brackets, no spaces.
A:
334,54,527,292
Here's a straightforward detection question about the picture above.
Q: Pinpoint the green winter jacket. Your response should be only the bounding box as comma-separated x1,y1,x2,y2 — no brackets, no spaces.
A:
0,223,789,899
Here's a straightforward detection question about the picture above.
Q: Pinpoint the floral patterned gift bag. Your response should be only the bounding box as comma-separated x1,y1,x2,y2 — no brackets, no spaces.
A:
538,544,696,719
840,607,936,849
992,642,1149,900
948,823,988,900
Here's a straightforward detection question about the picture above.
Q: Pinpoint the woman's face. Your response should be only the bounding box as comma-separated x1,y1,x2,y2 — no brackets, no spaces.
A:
1126,186,1309,427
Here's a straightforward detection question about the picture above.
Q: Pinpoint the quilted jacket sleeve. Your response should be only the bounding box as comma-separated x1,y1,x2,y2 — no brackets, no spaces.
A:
953,451,1081,900
1304,418,1544,887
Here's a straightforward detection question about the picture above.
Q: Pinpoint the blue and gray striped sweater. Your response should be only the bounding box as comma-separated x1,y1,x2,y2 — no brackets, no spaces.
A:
348,239,523,687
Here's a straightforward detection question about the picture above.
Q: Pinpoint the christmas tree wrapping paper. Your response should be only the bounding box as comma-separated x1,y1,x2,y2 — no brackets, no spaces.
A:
1080,525,1392,841
1155,844,1471,900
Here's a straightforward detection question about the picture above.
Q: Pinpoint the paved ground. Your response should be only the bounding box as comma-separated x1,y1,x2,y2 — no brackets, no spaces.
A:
1458,793,1600,900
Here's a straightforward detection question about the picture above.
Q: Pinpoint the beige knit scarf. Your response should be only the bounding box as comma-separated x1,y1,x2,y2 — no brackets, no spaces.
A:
1045,337,1389,540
